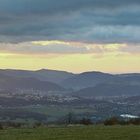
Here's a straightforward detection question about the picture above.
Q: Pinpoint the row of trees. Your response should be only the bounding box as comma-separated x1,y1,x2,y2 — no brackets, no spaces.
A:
64,113,140,126
0,114,140,129
0,121,46,129
0,122,23,129
59,112,93,125
104,117,140,125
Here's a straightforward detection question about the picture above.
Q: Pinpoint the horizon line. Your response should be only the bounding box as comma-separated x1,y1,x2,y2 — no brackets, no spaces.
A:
0,68,139,75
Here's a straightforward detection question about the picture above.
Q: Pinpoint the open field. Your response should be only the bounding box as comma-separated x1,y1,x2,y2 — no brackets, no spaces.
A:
0,126,140,140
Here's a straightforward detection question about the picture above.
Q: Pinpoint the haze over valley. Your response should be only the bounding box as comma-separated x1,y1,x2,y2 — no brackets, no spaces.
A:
0,68,140,123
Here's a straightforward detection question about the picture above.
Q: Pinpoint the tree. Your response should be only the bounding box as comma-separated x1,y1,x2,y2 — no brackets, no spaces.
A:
67,112,73,124
104,117,119,125
0,123,3,130
80,118,92,125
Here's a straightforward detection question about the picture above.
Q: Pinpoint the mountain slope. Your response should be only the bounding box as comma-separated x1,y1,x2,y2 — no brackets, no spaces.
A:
61,71,114,90
74,83,140,97
0,73,64,92
35,69,75,83
74,74,140,97
0,69,75,84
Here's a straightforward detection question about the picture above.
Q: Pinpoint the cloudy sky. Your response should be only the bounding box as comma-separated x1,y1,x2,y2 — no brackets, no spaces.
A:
0,0,140,73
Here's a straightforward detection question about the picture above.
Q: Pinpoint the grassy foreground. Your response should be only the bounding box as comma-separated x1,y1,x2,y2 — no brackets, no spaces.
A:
0,126,140,140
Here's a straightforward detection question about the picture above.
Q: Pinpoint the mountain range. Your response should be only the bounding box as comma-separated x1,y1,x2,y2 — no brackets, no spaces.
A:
0,72,64,92
0,69,74,84
0,69,140,97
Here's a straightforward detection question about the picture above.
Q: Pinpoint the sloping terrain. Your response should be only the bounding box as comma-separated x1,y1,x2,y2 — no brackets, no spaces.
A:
0,69,75,84
0,73,64,92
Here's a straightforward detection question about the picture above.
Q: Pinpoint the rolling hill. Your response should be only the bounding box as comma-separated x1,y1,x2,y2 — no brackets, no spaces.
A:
0,69,75,84
74,83,140,97
74,74,140,97
0,73,64,92
61,71,114,90
0,69,140,97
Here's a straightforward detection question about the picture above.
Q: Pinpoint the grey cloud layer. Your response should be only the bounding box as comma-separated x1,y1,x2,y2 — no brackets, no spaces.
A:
0,0,140,43
0,42,89,54
0,0,140,14
0,42,139,54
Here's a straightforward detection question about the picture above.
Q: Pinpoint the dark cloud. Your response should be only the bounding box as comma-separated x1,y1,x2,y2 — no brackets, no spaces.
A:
0,0,140,14
0,0,140,43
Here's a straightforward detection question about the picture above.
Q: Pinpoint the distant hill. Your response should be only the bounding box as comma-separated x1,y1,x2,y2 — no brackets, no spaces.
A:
35,69,75,83
117,73,140,82
74,74,140,97
0,69,140,97
61,71,114,90
74,83,140,97
0,73,64,92
0,69,75,84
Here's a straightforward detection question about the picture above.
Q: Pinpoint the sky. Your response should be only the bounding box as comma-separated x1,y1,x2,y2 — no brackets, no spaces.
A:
0,0,140,73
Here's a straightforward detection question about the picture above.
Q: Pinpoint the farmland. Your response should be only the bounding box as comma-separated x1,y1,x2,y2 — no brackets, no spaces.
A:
0,126,140,140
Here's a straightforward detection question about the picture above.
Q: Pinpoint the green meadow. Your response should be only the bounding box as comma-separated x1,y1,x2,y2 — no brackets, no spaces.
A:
0,126,140,140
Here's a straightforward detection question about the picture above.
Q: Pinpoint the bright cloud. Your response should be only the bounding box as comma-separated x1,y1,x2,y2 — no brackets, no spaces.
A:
0,41,136,55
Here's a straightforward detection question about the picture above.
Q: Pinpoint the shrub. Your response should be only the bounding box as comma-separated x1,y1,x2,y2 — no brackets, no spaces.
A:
104,117,119,125
0,123,3,130
79,118,93,125
129,118,140,125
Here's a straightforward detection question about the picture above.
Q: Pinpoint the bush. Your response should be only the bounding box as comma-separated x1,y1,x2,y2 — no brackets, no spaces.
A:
33,122,42,128
129,118,140,125
104,117,140,126
79,118,93,125
104,117,119,125
0,124,3,130
5,122,22,128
